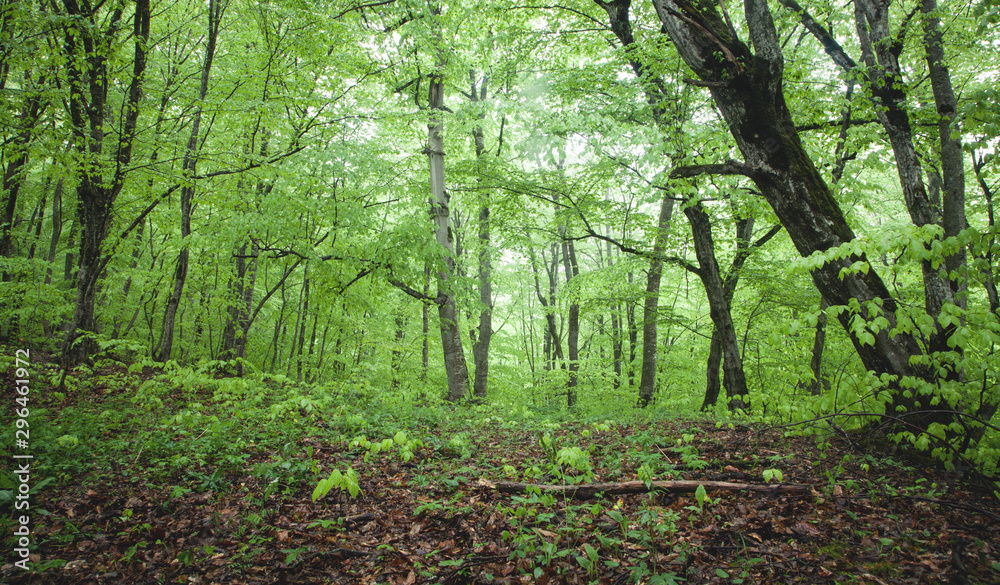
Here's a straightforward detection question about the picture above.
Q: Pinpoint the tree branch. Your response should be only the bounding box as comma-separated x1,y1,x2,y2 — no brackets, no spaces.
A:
479,478,812,499
775,0,858,73
670,160,759,180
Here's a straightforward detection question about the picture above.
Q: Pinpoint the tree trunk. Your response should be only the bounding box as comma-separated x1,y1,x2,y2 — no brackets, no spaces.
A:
469,70,494,399
527,237,565,371
627,271,637,387
685,203,749,411
60,0,150,365
637,196,675,407
427,73,470,402
392,302,407,389
422,264,430,379
560,235,580,407
651,0,957,429
808,297,830,396
296,266,310,382
607,240,623,388
920,0,966,306
0,90,46,265
854,0,956,338
154,0,221,362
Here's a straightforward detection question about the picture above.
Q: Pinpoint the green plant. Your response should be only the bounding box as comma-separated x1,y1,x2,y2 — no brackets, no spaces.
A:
762,468,784,483
312,466,361,500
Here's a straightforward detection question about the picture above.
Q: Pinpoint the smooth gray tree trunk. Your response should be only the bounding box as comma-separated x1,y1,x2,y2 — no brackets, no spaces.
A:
427,74,470,402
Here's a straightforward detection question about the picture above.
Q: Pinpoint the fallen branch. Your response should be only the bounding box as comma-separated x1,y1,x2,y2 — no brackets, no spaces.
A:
480,478,813,499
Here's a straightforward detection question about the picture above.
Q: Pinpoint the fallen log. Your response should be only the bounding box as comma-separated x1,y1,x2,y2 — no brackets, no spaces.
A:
478,478,813,499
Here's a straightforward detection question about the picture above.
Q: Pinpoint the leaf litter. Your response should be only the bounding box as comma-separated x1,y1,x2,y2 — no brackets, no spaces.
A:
3,409,999,584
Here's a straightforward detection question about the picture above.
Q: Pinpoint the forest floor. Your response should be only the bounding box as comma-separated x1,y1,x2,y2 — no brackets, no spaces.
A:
2,356,1000,584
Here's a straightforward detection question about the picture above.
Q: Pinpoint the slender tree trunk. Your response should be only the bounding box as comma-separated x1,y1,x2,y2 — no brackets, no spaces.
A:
392,305,406,388
296,266,310,383
0,92,46,264
627,271,637,387
605,239,623,388
808,297,830,395
527,237,565,371
637,196,675,407
316,305,334,377
422,264,430,379
560,235,580,407
155,0,222,362
469,70,494,399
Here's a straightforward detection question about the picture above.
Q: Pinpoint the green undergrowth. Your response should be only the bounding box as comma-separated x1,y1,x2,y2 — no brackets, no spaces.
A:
2,352,999,583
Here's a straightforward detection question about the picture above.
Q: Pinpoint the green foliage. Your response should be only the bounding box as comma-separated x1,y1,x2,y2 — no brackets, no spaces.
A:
312,466,361,501
350,430,425,463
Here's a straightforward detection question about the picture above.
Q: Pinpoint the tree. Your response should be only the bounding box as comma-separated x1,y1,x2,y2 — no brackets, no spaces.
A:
648,0,975,430
60,0,151,365
155,0,224,362
427,72,471,401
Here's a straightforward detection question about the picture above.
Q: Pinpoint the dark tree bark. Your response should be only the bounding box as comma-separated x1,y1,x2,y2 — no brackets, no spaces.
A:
920,0,966,304
296,266,310,383
392,302,407,389
560,228,581,407
808,297,830,396
1,90,46,264
685,203,749,411
854,0,955,334
422,264,430,379
61,0,150,365
649,0,956,428
700,218,782,410
627,271,637,387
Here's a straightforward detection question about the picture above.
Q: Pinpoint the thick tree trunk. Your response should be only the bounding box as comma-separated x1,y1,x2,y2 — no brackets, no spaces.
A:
427,74,470,402
61,0,150,365
651,0,955,429
637,196,675,407
920,0,966,305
